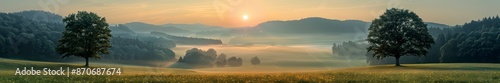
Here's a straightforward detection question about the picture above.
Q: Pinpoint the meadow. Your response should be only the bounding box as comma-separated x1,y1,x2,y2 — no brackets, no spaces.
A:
1,58,500,82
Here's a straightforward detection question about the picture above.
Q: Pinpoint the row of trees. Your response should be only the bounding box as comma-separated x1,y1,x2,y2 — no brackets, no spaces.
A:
104,37,175,61
212,53,245,67
178,48,244,67
226,56,243,67
178,48,261,67
214,54,261,67
331,41,368,60
178,48,220,67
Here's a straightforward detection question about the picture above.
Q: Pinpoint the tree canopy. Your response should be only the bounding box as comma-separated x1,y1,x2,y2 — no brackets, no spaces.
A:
179,48,243,68
56,11,112,67
367,8,434,66
227,56,243,67
215,53,227,67
250,56,261,65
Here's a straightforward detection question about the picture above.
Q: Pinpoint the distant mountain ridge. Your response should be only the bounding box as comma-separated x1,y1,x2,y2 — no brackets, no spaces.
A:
227,17,452,45
255,17,450,34
254,17,369,36
227,17,371,45
150,31,223,45
425,22,451,28
109,24,135,34
123,22,192,34
162,23,226,32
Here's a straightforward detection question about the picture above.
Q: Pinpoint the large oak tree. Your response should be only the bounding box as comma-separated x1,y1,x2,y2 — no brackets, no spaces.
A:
56,11,111,67
367,8,434,66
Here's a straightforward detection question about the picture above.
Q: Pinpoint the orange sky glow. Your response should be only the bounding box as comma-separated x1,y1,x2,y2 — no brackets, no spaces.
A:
1,0,500,27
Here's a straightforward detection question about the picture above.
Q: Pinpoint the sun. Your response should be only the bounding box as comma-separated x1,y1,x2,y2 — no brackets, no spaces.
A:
242,15,249,20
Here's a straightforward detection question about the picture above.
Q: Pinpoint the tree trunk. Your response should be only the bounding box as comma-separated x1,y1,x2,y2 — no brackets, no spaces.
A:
395,56,401,66
85,57,89,67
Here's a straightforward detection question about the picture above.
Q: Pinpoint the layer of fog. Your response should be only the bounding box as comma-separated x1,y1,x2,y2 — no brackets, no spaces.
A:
169,45,368,73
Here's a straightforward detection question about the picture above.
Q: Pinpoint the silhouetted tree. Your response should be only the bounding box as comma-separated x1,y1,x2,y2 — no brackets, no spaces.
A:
367,8,434,66
250,56,261,65
215,53,227,67
227,56,243,67
180,48,232,68
178,56,184,62
182,48,212,67
206,48,217,62
237,57,243,66
56,11,112,67
227,57,237,67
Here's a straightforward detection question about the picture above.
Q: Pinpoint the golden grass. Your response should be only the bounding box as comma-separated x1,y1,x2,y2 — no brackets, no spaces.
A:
1,58,500,82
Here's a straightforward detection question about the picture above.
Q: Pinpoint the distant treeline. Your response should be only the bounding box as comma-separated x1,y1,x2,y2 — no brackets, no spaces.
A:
331,41,367,60
333,16,500,64
178,48,242,68
150,31,223,45
0,11,176,61
103,37,175,61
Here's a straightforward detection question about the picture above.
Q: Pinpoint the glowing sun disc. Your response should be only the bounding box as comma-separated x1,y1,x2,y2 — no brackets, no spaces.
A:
243,15,249,20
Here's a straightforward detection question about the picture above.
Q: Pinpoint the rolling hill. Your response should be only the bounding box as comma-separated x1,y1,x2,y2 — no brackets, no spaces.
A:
11,10,63,23
150,31,223,45
162,23,227,32
123,22,192,35
227,17,451,45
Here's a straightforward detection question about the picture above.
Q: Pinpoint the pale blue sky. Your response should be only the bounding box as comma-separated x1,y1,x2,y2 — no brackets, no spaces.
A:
1,0,499,27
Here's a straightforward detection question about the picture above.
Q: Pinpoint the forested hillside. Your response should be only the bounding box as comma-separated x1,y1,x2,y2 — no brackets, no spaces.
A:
335,16,500,65
440,16,500,63
11,10,63,23
0,11,176,61
0,12,64,61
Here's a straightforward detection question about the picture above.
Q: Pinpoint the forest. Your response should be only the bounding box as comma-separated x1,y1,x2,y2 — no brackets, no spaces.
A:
177,48,244,68
0,10,176,62
333,16,500,65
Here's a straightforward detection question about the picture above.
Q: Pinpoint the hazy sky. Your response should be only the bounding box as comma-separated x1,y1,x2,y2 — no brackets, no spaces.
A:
1,0,499,27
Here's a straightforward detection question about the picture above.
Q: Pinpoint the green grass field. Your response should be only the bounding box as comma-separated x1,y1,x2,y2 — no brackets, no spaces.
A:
1,58,500,82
